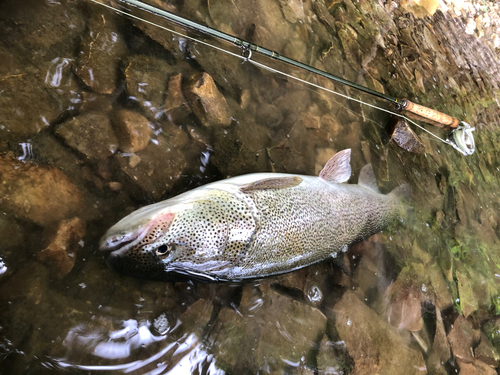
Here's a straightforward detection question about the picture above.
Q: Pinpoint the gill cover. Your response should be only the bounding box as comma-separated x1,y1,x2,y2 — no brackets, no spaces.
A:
104,190,257,281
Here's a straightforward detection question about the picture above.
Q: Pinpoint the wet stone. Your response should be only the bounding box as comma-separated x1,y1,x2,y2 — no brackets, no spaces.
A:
427,308,451,373
254,288,327,370
125,55,176,119
272,263,331,305
185,72,232,127
316,336,352,375
113,134,187,201
456,270,479,318
0,261,49,304
112,110,151,153
0,156,85,227
273,90,311,117
74,13,128,94
80,92,113,113
132,6,184,58
0,216,26,251
164,73,191,123
391,118,426,154
0,73,61,141
0,0,85,64
210,286,326,373
457,359,497,375
447,315,480,363
267,143,312,175
177,298,213,338
428,263,453,310
189,43,250,96
56,112,118,162
353,256,380,297
37,217,86,278
208,307,255,373
332,291,426,375
474,332,500,367
210,122,270,176
255,102,284,128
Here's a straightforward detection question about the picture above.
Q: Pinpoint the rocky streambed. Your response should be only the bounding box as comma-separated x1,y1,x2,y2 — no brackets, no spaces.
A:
1,0,500,374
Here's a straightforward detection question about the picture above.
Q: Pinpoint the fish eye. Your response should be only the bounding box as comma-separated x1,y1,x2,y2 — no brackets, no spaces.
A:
156,244,175,258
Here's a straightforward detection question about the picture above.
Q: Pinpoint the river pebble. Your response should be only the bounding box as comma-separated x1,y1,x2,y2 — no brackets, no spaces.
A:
112,110,151,153
38,217,86,278
185,72,232,127
56,112,118,162
74,12,128,94
0,156,85,227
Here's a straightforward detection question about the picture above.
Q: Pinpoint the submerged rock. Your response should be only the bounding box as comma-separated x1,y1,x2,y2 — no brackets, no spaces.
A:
112,110,151,153
0,0,85,65
426,308,451,373
124,55,176,119
113,134,187,201
457,358,497,375
0,261,49,304
332,291,426,375
74,12,128,94
185,72,232,127
178,298,213,337
447,315,480,363
0,73,61,140
384,274,422,332
474,332,500,367
56,113,118,162
0,216,26,251
390,118,426,154
0,157,85,227
38,217,86,278
164,73,192,123
210,121,270,176
316,336,352,375
209,286,326,373
456,269,479,318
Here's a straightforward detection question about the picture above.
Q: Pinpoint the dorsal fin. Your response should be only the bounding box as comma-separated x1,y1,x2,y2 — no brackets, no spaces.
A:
319,149,351,183
240,176,303,192
358,164,380,193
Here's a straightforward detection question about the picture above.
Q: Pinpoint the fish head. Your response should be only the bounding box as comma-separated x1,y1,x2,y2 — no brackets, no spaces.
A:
99,197,232,282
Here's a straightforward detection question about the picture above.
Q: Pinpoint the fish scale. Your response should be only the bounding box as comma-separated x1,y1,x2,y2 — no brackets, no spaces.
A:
234,181,398,279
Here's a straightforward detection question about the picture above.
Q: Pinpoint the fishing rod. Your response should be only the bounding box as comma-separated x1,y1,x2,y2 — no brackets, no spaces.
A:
93,0,476,156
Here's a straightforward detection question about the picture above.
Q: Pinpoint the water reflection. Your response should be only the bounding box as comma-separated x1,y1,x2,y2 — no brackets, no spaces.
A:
57,328,222,375
1,0,500,373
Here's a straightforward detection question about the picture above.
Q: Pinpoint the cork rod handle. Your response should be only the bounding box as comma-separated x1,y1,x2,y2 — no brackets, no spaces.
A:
401,99,459,128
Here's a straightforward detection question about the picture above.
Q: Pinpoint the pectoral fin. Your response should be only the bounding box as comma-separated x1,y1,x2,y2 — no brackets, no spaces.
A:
240,176,303,192
319,149,351,183
331,252,351,276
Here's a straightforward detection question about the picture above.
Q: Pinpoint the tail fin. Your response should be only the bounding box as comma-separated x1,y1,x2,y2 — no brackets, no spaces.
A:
389,183,411,201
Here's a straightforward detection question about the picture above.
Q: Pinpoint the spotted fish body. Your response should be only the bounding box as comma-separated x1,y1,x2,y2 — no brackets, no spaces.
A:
100,149,407,282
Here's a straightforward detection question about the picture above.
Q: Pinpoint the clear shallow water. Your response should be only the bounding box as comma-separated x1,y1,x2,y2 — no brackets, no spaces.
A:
1,0,500,374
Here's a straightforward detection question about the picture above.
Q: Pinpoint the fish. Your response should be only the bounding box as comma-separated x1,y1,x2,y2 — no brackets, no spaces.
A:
99,149,409,282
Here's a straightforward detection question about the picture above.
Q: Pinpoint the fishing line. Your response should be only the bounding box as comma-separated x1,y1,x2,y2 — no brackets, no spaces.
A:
89,0,469,154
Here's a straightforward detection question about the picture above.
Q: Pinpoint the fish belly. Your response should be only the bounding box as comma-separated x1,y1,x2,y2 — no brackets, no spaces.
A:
232,183,396,278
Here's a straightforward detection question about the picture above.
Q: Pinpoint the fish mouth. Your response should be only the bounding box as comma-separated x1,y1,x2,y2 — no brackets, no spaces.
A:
99,212,176,254
99,226,146,253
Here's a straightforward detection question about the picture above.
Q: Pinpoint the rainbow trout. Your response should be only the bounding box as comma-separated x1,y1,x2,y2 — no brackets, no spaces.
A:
100,149,408,282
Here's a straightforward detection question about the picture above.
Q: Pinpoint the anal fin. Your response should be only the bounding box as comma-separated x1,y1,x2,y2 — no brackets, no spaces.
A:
331,252,351,276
